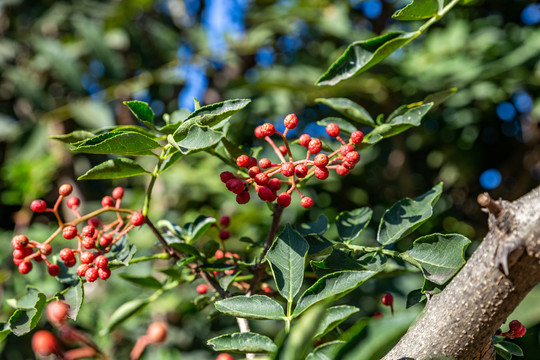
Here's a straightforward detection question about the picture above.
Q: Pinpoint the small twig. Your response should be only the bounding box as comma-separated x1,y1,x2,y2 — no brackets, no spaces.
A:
477,192,504,217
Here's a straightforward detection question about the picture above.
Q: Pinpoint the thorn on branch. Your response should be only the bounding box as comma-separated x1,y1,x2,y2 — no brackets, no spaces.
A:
477,193,504,217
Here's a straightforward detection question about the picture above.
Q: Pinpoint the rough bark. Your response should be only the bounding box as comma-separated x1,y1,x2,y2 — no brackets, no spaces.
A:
383,186,540,360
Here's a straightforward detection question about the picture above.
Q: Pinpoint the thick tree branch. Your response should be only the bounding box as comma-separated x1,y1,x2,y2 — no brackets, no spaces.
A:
383,185,540,360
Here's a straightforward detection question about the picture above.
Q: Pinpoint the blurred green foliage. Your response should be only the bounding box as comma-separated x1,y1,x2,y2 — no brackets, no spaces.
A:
0,0,539,359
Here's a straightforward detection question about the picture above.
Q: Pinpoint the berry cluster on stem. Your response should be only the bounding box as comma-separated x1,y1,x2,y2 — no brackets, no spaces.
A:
220,114,364,208
12,185,144,282
501,320,527,339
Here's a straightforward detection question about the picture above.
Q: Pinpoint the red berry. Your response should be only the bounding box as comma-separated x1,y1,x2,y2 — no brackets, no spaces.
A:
299,134,311,147
59,248,74,261
46,301,69,324
88,217,101,228
82,237,95,249
112,187,124,200
32,330,59,356
300,197,314,209
79,251,94,264
226,179,245,195
219,216,230,228
196,284,208,294
59,184,73,196
336,165,350,176
236,155,250,168
381,293,393,306
350,131,364,144
81,225,96,238
215,249,224,259
295,164,308,178
236,191,250,204
308,138,322,154
345,151,360,164
257,186,276,202
30,200,47,213
277,193,291,207
98,267,111,280
284,113,298,129
131,212,145,226
326,123,340,137
11,235,29,249
95,255,108,268
77,264,89,277
259,158,272,169
313,153,328,167
248,166,261,178
219,230,230,241
99,233,113,247
261,283,271,293
13,249,25,259
342,161,355,170
260,123,275,137
23,246,34,256
340,144,355,156
268,178,282,191
220,171,235,183
314,165,329,178
13,258,23,266
279,146,287,155
514,324,527,337
216,353,234,360
19,260,33,274
66,197,80,209
509,320,522,331
62,225,78,240
248,157,258,168
281,162,295,177
64,257,76,267
254,126,264,138
101,196,115,208
373,311,383,319
146,321,168,343
85,267,98,282
254,173,269,186
40,244,52,255
47,264,60,277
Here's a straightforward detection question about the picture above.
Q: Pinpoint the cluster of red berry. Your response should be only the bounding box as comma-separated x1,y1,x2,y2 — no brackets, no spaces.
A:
220,114,364,208
218,215,231,241
11,184,145,283
501,320,527,339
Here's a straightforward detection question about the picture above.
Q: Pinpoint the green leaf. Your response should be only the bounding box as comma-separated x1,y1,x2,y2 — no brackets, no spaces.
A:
168,125,224,155
215,295,285,320
266,225,309,302
423,88,457,110
172,99,251,139
49,130,95,144
317,118,358,135
296,214,330,236
311,249,364,273
365,103,433,145
406,289,426,308
392,0,440,21
107,125,159,139
221,137,247,161
101,298,150,334
377,182,443,246
405,233,471,285
11,287,42,308
9,292,46,335
119,274,163,289
494,341,523,356
108,237,137,267
274,303,327,360
159,150,182,174
158,220,183,239
336,207,372,242
203,241,220,258
183,215,216,243
73,131,161,155
305,235,335,255
313,306,359,339
219,272,241,291
307,341,346,360
62,281,84,320
77,157,150,180
168,242,203,259
316,32,417,86
208,332,277,353
124,101,155,129
0,323,11,342
315,99,375,127
293,270,377,317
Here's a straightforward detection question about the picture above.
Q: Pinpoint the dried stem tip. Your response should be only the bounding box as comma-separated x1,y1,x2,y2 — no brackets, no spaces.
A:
477,192,504,217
